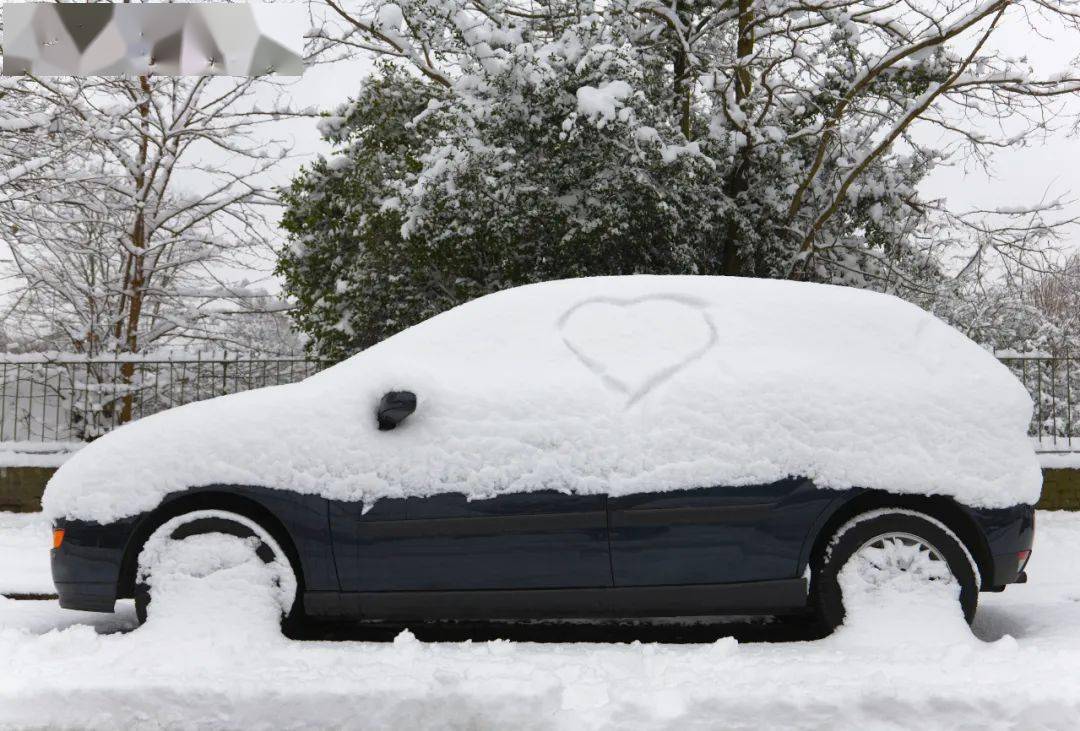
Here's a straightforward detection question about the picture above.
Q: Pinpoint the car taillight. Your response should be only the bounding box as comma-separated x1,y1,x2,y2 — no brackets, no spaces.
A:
1017,549,1031,574
52,528,65,549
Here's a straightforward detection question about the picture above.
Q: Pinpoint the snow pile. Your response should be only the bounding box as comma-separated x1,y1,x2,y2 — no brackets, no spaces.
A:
0,441,83,468
1039,451,1080,469
575,81,634,126
0,512,54,595
137,530,291,641
45,276,1041,523
833,545,972,649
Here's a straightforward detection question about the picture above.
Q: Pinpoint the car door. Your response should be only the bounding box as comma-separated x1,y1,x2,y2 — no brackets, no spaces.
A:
329,490,611,593
607,477,832,587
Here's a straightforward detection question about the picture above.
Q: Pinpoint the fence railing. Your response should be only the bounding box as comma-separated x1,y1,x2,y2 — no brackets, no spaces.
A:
0,353,1078,449
0,354,328,443
997,353,1077,452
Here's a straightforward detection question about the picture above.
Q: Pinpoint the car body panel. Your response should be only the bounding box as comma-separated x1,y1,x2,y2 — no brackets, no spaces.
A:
609,478,834,586
51,513,137,611
50,482,1035,621
327,497,406,593
963,503,1036,586
330,490,610,592
304,579,810,621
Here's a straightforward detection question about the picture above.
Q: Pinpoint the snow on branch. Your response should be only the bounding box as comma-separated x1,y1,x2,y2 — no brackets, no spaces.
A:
1,75,305,362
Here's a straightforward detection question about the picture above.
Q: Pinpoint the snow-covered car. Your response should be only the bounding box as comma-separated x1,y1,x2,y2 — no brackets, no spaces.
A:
45,276,1039,632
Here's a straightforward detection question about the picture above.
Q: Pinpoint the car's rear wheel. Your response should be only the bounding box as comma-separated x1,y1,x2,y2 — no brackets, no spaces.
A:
810,509,980,635
134,509,299,626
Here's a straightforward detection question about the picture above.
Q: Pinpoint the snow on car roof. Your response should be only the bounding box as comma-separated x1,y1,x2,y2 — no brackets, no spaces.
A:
44,276,1041,522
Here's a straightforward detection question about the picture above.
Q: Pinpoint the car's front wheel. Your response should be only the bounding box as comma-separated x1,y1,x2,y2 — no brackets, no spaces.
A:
810,509,980,635
134,509,299,626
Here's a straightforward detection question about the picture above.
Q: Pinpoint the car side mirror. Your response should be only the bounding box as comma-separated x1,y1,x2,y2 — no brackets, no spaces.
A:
377,391,417,431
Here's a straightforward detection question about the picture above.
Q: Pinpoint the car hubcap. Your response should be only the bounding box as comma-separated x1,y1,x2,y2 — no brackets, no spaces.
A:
850,532,953,586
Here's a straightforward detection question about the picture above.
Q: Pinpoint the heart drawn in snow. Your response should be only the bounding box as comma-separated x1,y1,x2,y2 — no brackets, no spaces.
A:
557,295,718,405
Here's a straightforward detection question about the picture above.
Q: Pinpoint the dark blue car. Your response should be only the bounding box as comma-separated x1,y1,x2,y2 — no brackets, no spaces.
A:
51,479,1034,632
45,278,1040,633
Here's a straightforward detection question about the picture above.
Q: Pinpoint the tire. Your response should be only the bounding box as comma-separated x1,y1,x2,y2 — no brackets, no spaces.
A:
809,509,980,635
134,509,299,626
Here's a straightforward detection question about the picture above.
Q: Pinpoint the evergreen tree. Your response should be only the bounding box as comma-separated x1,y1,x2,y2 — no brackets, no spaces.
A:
283,1,1080,358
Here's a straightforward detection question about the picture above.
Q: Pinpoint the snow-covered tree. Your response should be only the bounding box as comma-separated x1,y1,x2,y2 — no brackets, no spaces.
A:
279,68,433,357
2,75,303,422
3,75,298,344
0,79,74,233
942,251,1080,354
283,0,1080,357
0,11,79,239
933,252,1080,442
1026,254,1080,349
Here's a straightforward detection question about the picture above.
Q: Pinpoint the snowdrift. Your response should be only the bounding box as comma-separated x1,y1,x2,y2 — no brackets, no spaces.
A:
45,276,1041,523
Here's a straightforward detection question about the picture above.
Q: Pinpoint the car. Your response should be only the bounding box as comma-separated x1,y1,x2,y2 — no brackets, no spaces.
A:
45,276,1040,633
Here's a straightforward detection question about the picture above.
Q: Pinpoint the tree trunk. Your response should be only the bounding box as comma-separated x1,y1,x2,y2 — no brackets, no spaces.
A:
671,0,695,139
119,75,151,425
673,49,692,139
720,0,755,276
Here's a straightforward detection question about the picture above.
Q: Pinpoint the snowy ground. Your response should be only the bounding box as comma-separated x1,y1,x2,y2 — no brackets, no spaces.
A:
1,511,1079,730
0,512,53,595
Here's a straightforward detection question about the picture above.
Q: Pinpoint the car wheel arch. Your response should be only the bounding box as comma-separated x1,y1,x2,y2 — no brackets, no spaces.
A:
117,488,306,606
800,489,994,591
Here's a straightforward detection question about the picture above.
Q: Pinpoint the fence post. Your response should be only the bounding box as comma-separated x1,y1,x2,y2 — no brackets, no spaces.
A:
1067,350,1074,452
221,349,229,396
0,362,7,441
12,363,22,442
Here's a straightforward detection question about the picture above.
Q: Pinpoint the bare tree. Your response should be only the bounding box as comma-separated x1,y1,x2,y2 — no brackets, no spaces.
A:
1027,253,1080,338
0,79,79,229
1,74,304,421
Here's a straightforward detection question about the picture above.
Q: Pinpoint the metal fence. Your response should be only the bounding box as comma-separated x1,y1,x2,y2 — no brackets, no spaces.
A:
1,352,1078,449
997,353,1078,452
0,354,328,443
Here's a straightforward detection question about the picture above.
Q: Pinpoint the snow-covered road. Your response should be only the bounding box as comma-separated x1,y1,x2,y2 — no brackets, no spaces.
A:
2,511,1079,730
